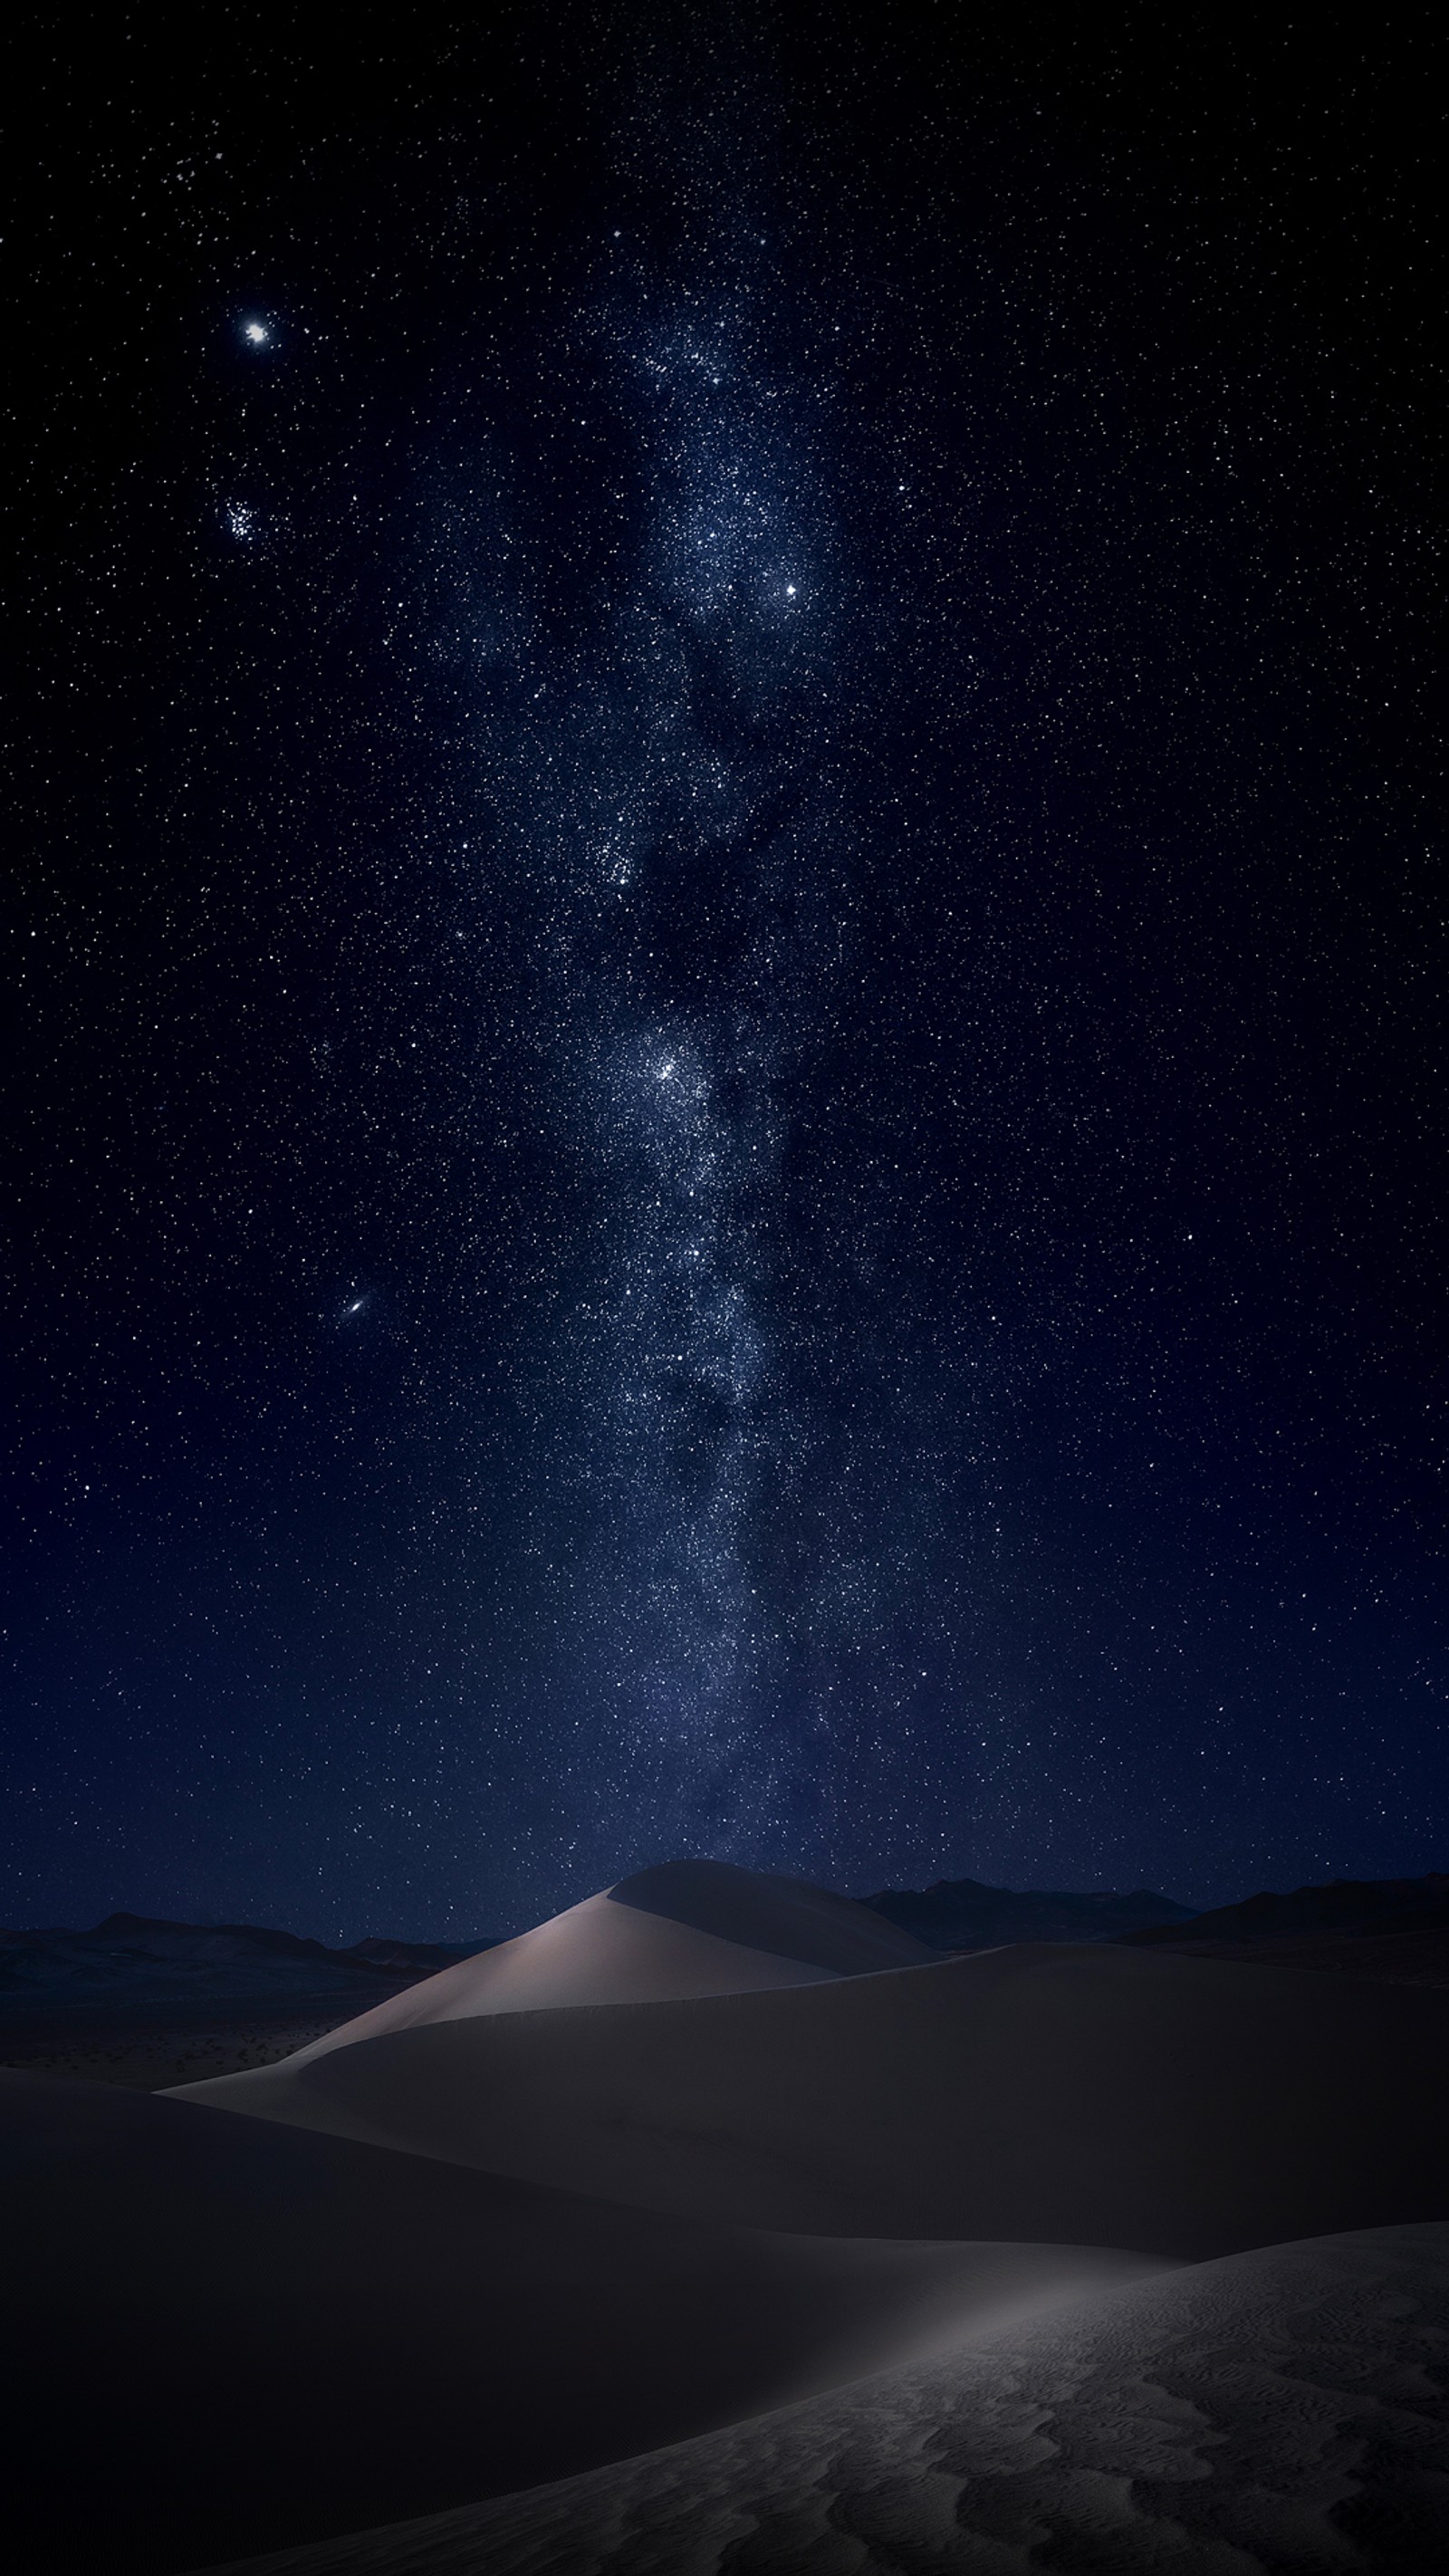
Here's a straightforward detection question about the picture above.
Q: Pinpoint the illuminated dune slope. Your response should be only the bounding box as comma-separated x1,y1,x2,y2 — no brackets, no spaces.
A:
178,1862,934,2078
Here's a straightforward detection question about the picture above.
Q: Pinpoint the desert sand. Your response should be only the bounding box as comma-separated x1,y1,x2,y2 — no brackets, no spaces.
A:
176,1896,1449,2258
199,2220,1449,2575
7,1860,1448,2573
0,2067,1153,2575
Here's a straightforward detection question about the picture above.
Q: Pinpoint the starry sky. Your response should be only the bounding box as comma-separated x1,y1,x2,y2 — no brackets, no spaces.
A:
5,5,1444,1940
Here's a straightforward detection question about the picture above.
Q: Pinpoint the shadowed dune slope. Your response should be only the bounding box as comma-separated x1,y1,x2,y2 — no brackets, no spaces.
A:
202,2222,1449,2576
606,1860,934,1972
229,1864,932,2071
177,1941,1449,2257
0,2070,1156,2576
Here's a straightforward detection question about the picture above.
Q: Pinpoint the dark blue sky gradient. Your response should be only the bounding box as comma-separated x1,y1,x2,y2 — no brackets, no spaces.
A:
4,5,1444,1938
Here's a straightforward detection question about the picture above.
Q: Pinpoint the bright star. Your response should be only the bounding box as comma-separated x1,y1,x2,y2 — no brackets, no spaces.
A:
243,320,269,345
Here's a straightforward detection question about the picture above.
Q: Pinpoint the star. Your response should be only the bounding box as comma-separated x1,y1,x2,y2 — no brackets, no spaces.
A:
243,320,269,346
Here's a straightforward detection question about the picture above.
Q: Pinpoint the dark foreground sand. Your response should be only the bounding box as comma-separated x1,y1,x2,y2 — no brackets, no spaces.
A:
198,2221,1449,2576
0,2069,1156,2576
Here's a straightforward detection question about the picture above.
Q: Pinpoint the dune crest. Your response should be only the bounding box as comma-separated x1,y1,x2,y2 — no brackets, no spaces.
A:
173,1860,933,2076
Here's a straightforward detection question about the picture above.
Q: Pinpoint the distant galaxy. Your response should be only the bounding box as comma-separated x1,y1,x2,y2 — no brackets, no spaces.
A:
464,257,868,1853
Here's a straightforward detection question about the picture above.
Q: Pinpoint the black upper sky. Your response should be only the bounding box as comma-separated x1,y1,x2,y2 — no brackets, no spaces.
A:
4,4,1444,1939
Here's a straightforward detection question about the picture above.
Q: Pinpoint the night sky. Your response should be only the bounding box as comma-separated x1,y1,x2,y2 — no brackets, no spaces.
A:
5,6,1444,1940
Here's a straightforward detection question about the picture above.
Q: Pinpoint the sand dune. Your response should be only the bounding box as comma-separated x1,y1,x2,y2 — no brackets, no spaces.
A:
1,2067,1153,2575
218,1861,932,2073
178,1936,1449,2257
200,2220,1449,2576
21,1866,1449,2571
607,1859,936,1971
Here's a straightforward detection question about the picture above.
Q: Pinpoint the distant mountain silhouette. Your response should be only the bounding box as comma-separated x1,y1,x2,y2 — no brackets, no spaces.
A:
13,1870,1444,2023
0,1913,494,2022
862,1879,1195,1951
346,1935,490,1972
1119,1873,1449,1948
